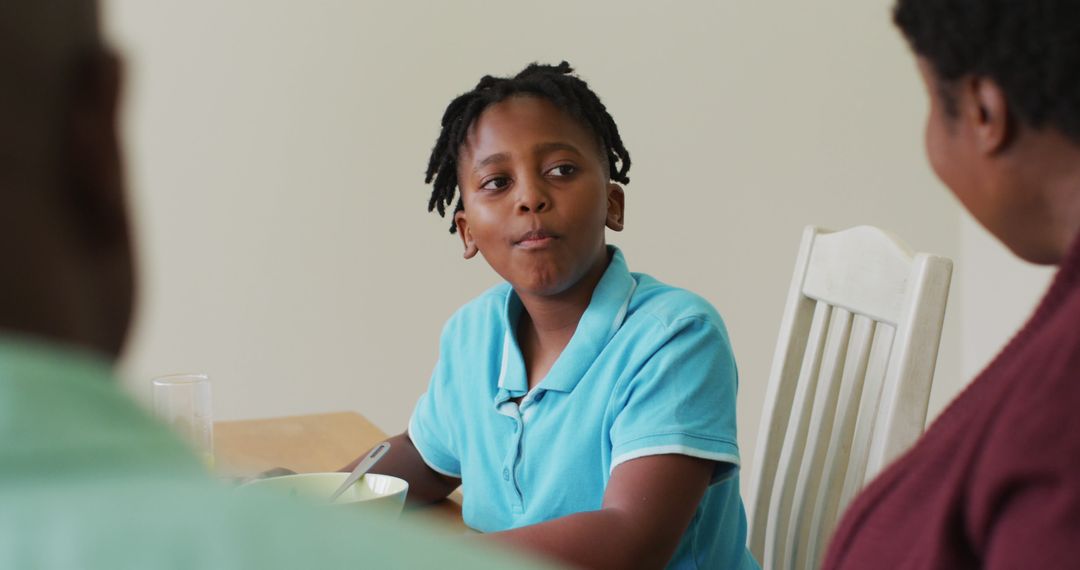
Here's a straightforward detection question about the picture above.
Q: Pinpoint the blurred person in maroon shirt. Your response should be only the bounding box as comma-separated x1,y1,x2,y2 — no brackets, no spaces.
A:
823,1,1080,568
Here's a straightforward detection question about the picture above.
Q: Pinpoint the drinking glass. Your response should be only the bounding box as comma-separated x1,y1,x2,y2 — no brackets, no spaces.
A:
152,373,214,467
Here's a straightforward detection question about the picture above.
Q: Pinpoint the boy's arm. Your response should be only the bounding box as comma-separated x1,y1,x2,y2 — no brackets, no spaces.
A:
340,432,461,505
485,453,714,570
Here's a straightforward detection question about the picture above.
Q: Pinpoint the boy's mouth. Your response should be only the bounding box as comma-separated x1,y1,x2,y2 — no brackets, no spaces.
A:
514,229,558,248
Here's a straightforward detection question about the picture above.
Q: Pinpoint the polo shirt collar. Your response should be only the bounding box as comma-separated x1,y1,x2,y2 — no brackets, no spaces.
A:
495,245,637,398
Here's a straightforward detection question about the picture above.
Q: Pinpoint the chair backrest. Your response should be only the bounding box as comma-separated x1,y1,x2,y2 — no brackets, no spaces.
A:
746,225,952,570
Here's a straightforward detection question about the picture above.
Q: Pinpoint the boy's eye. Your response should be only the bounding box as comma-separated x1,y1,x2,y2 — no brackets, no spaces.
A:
480,176,511,191
548,164,577,177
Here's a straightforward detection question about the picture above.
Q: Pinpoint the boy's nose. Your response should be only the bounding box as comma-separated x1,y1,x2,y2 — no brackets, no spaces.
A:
516,177,550,213
517,198,548,213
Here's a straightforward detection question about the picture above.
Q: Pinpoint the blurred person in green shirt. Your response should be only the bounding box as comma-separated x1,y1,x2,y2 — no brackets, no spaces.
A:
0,2,554,568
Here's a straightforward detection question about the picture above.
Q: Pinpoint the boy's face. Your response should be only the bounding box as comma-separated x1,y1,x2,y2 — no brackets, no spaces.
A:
454,96,624,298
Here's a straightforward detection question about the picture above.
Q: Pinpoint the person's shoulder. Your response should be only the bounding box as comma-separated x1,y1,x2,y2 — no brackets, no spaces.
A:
628,272,728,334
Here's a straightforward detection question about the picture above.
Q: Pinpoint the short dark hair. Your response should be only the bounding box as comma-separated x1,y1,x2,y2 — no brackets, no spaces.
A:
424,61,631,233
893,0,1080,143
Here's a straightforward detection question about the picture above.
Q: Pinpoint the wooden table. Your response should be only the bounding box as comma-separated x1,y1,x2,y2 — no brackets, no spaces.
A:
214,411,466,532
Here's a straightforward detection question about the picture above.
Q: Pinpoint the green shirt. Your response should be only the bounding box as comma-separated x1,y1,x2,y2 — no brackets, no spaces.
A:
0,335,554,569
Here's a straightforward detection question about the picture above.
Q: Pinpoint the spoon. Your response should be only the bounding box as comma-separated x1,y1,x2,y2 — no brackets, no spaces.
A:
329,441,391,503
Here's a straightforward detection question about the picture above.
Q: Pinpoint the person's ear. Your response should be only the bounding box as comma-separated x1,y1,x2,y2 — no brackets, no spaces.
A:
454,210,479,259
965,75,1011,155
605,183,625,232
65,49,129,249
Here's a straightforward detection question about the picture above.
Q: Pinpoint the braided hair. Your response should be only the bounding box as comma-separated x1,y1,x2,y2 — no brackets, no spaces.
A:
424,61,631,233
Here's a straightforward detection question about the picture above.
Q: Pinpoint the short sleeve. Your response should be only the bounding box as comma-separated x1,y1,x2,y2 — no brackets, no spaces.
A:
609,316,741,484
407,323,463,479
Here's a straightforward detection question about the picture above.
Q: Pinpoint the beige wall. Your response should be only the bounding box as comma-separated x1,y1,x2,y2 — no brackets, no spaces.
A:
104,0,972,488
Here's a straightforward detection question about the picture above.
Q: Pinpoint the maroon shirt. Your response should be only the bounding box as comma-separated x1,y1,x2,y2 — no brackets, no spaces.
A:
823,234,1080,570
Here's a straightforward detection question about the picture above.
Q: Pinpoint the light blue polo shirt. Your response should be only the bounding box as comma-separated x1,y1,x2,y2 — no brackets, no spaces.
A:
409,246,759,569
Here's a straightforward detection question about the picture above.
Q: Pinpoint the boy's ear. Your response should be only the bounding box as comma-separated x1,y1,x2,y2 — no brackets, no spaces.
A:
605,183,625,232
454,210,479,259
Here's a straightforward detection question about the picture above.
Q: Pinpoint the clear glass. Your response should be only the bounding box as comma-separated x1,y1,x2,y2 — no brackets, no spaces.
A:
153,373,214,467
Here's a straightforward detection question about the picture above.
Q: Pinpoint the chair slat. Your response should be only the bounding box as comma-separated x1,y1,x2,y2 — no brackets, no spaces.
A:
805,315,876,567
764,301,832,570
749,227,820,561
786,308,853,570
839,323,895,509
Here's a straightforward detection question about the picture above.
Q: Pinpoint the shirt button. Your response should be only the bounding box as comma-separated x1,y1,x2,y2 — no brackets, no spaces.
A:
512,423,519,433
502,467,510,481
534,391,545,402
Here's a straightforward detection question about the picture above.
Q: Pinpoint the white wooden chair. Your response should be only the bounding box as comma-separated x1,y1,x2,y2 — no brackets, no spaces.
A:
746,225,953,570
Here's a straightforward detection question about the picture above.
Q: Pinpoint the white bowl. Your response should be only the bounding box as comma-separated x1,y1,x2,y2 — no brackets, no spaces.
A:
242,472,409,515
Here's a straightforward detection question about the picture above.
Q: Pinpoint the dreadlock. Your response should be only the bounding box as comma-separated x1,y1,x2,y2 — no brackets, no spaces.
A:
424,61,632,233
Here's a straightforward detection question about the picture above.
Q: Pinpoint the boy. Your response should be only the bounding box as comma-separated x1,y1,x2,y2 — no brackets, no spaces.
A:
823,1,1080,568
348,62,758,569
